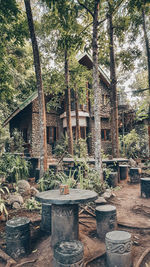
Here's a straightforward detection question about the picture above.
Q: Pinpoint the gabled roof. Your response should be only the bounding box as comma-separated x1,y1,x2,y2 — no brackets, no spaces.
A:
3,53,110,127
77,52,110,87
3,91,38,127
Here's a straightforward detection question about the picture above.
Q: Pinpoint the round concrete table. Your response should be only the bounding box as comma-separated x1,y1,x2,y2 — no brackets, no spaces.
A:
35,189,97,247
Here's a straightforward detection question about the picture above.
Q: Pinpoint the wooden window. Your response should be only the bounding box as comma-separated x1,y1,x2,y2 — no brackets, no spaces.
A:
80,127,86,139
47,127,57,144
101,129,111,141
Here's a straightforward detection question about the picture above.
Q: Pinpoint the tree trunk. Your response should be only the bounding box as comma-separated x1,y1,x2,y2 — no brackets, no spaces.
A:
65,48,73,155
75,89,81,140
142,6,150,154
24,0,47,178
87,97,93,155
108,7,119,158
92,0,103,180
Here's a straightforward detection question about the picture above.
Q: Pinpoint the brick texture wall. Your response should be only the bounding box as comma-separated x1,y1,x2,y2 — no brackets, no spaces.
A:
31,98,63,158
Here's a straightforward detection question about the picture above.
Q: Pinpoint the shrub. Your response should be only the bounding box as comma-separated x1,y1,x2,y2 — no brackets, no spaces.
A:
0,153,30,183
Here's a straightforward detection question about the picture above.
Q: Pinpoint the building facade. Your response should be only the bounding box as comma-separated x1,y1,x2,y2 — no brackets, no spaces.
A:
3,53,112,163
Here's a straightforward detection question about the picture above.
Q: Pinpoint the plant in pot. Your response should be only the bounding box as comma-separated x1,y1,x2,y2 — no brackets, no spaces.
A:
0,182,9,220
0,197,8,220
57,170,76,195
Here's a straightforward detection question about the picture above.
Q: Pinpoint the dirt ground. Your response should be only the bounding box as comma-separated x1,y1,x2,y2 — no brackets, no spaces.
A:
0,181,150,267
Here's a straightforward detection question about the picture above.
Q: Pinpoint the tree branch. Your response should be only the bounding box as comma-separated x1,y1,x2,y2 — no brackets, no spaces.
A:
77,0,94,18
112,0,126,15
98,16,107,26
78,21,93,36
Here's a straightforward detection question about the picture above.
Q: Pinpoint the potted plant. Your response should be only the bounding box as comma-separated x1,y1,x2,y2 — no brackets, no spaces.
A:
0,197,8,220
0,182,9,220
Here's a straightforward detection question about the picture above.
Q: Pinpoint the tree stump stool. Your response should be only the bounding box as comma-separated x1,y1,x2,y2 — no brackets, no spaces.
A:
6,217,30,259
129,167,141,183
119,165,129,180
108,172,118,188
105,230,132,267
53,240,84,267
141,178,150,198
96,205,117,240
41,203,51,233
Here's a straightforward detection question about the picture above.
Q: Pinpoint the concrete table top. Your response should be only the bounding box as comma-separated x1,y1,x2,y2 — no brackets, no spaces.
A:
35,189,98,205
141,178,150,181
62,157,128,164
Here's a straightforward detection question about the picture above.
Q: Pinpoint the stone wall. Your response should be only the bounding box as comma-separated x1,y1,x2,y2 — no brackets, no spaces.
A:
88,80,112,155
31,98,63,158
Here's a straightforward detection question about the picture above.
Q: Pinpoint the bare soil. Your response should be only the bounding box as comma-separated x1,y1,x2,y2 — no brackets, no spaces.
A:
0,181,150,267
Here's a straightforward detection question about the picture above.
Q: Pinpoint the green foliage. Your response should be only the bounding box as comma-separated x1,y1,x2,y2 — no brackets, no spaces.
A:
73,138,88,158
0,153,30,183
38,169,76,192
24,197,41,211
0,0,29,102
38,169,60,191
53,133,69,158
0,180,9,217
75,160,108,194
0,198,8,217
120,127,148,158
5,128,25,153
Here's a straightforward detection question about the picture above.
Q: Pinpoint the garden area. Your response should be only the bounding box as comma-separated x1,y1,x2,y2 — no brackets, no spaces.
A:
1,0,150,266
0,141,150,266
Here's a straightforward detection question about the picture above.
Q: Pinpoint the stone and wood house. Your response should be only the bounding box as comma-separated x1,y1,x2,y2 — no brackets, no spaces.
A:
3,53,114,167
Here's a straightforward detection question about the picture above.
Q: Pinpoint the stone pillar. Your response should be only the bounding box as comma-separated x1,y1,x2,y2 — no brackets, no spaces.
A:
6,217,30,259
129,167,141,183
51,204,78,248
96,205,117,240
41,203,51,233
119,165,129,180
53,240,84,267
141,178,150,198
105,230,132,267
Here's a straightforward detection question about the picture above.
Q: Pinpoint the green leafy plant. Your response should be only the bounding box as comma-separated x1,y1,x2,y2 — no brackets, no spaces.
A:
0,181,9,218
5,128,25,153
38,169,76,192
0,153,30,183
38,169,60,192
0,198,8,218
119,127,148,159
56,170,76,188
24,197,41,211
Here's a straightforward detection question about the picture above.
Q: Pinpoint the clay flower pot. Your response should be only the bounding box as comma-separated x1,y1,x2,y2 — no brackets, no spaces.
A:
59,184,69,195
28,177,35,183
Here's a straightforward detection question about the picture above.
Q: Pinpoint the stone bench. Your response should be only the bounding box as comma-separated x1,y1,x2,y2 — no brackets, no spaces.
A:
41,203,51,233
6,217,30,259
129,167,141,183
141,178,150,198
96,205,117,240
105,230,132,267
53,240,84,267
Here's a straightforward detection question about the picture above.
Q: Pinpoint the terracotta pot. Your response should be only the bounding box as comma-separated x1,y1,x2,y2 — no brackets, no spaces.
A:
28,177,35,183
59,184,69,195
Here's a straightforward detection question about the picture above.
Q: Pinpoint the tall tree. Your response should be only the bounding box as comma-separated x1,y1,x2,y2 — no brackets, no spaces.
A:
107,0,120,158
141,5,150,151
24,0,47,177
77,0,104,179
128,0,150,153
41,0,85,155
